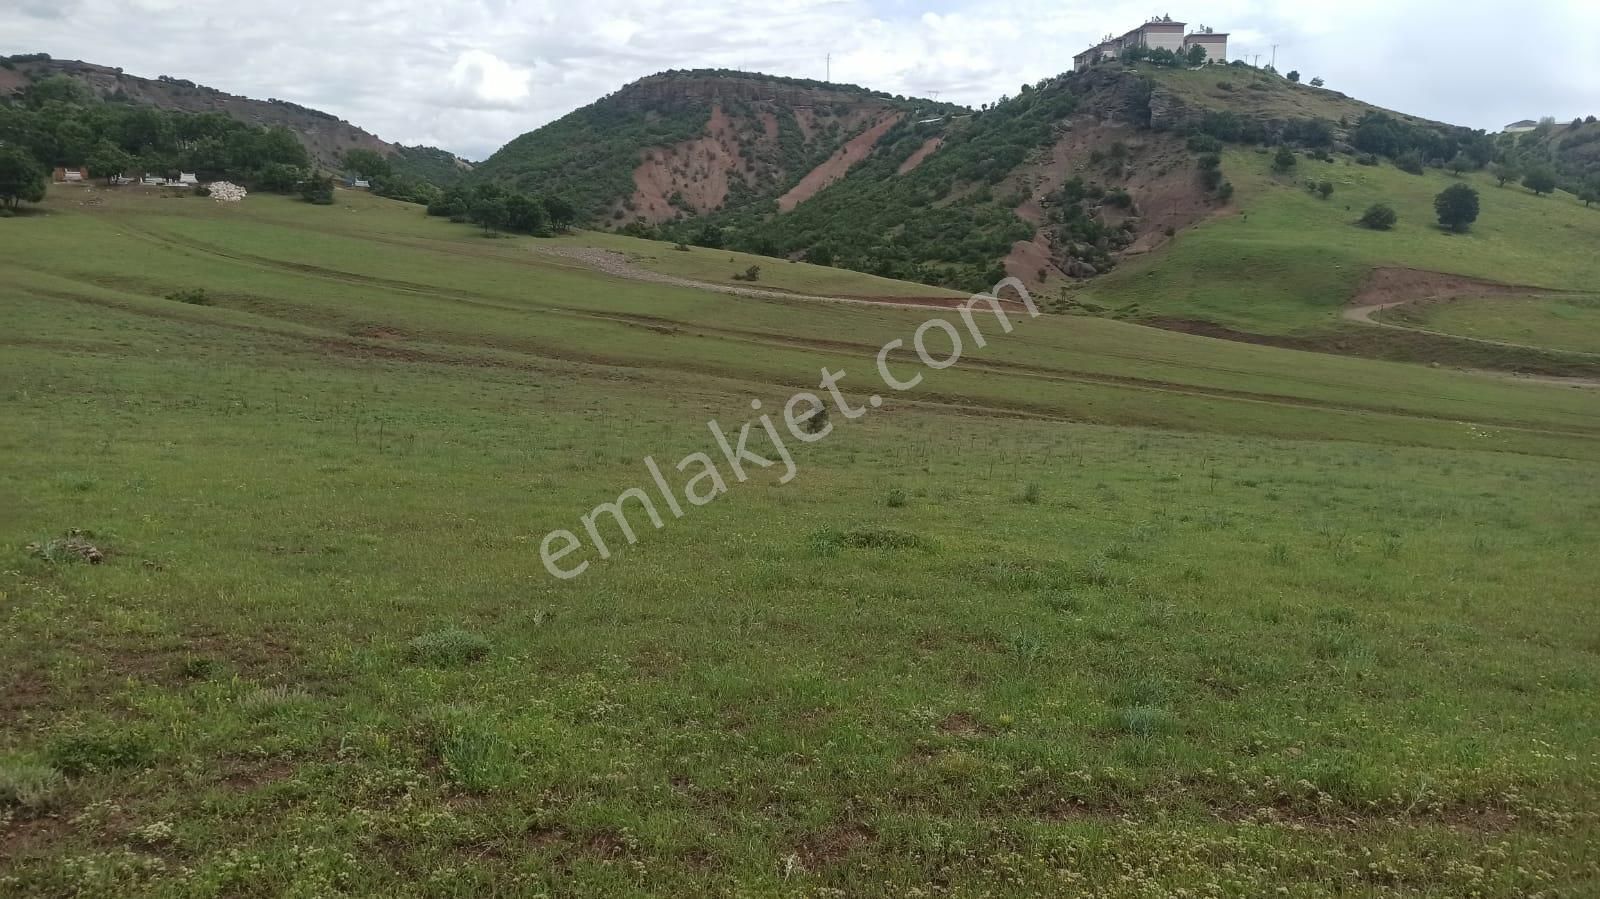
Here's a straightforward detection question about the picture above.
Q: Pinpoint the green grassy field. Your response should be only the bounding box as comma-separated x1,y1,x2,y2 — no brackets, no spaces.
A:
3,187,1599,897
1086,149,1600,337
1380,294,1600,355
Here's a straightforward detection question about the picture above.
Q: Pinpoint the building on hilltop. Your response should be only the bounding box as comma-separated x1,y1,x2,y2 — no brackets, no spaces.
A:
1503,120,1539,134
1074,16,1229,72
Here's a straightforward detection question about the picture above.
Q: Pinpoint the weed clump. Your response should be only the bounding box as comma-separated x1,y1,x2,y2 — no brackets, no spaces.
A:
45,729,153,776
406,629,491,667
25,528,106,564
0,758,62,809
809,526,934,554
423,705,517,792
165,288,210,305
1116,706,1175,737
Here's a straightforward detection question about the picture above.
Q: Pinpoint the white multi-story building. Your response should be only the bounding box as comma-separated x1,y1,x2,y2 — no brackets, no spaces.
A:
1074,17,1229,71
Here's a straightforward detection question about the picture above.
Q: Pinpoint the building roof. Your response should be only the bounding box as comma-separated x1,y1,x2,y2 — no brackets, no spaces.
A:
1186,32,1228,39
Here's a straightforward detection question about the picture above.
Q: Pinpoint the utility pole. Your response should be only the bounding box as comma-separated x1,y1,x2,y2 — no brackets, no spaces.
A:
826,53,831,83
1270,44,1278,70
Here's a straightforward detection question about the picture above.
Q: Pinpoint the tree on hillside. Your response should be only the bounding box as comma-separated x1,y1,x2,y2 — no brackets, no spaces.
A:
1186,44,1207,67
300,171,335,205
84,140,132,184
1581,178,1600,208
503,192,547,234
1434,183,1480,232
1359,203,1397,231
341,148,392,180
1272,145,1297,173
471,195,508,233
541,195,576,232
1489,161,1520,187
1397,150,1425,175
1315,180,1335,200
1447,152,1474,175
1309,76,1325,88
1286,70,1301,83
0,146,48,209
1521,167,1557,196
691,220,724,249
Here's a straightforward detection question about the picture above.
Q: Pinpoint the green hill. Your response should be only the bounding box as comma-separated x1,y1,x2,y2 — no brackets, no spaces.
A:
473,69,967,224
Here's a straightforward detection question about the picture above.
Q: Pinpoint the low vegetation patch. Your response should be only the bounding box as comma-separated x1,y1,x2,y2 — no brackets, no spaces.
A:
405,628,492,667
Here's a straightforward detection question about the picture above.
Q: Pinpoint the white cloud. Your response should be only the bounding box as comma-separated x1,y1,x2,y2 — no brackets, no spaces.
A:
1,0,1595,160
440,49,533,110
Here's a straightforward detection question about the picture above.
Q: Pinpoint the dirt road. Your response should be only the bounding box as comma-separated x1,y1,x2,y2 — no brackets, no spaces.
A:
531,246,1024,313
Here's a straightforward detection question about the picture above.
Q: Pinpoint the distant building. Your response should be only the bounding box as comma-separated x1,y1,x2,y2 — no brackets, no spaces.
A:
351,178,371,189
1503,120,1539,134
177,172,199,185
52,166,88,183
1075,16,1229,71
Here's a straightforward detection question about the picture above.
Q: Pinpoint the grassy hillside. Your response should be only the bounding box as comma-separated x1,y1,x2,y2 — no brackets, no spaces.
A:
1082,147,1600,342
1381,294,1600,354
3,189,1600,895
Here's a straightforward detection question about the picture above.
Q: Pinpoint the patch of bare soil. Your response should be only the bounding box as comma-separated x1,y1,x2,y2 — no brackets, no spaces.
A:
778,112,904,212
1348,266,1531,309
629,103,745,223
1004,121,1220,292
896,136,943,175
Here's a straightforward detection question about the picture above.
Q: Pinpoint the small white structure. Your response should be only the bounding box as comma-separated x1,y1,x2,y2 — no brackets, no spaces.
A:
177,172,199,185
62,168,85,182
1503,120,1539,134
352,178,371,189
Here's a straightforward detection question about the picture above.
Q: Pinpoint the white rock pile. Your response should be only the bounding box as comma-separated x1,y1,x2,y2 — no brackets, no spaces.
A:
208,181,248,203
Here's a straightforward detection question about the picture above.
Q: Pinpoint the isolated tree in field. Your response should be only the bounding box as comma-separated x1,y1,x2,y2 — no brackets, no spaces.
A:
1489,161,1520,187
1186,44,1207,67
1310,76,1325,88
1273,145,1297,173
1316,179,1335,200
340,148,392,180
1287,70,1301,83
1434,183,1480,232
1521,167,1557,196
0,146,47,209
1359,203,1397,230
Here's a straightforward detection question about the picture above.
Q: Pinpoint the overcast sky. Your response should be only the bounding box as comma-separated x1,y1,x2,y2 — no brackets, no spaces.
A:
5,0,1596,160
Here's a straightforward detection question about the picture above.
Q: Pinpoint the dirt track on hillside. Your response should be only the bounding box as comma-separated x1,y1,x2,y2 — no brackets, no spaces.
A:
1342,267,1600,358
532,246,1030,312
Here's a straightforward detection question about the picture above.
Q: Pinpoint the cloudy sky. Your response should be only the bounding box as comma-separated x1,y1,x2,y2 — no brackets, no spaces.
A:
5,0,1596,160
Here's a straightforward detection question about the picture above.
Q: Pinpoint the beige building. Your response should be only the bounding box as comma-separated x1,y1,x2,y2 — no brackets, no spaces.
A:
1075,17,1229,71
